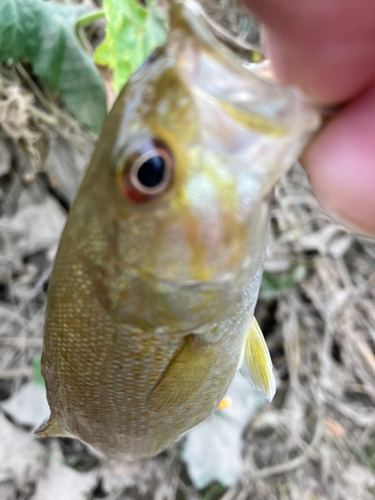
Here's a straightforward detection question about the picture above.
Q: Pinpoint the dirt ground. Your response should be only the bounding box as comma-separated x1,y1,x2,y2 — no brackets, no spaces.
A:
1,1,375,499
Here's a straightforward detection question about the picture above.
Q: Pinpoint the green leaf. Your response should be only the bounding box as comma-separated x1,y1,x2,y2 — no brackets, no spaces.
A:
260,264,307,300
95,0,167,94
32,357,44,386
200,482,228,500
0,0,107,133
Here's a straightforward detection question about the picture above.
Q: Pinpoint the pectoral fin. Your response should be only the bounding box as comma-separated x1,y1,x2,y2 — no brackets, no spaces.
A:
239,317,276,402
35,415,70,438
147,334,214,413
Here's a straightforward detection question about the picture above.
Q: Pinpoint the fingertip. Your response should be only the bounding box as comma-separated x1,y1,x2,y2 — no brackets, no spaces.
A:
246,0,375,104
304,85,375,238
260,27,294,86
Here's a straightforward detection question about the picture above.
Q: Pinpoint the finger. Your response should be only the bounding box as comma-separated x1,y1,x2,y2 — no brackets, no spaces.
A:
303,83,375,236
243,0,375,104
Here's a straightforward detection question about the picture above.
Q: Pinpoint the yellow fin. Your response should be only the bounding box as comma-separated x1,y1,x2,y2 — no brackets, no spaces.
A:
147,334,214,413
35,415,70,438
217,396,232,411
239,317,276,402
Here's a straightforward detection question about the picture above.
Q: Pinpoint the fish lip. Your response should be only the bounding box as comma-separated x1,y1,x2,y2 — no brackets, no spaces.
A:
128,267,235,289
131,268,236,292
159,273,235,290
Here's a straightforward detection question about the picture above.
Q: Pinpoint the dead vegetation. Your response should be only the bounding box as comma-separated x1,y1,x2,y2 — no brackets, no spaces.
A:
0,0,375,499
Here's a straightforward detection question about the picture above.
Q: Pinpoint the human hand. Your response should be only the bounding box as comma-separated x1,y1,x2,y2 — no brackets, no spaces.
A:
243,0,375,236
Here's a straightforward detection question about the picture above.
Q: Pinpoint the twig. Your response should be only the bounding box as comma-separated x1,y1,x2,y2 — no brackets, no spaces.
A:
177,476,200,500
335,402,375,427
248,454,309,481
219,487,236,500
0,267,51,337
201,10,264,61
28,105,57,126
0,367,34,379
245,264,337,481
0,338,43,347
246,421,324,481
15,63,55,115
348,383,375,401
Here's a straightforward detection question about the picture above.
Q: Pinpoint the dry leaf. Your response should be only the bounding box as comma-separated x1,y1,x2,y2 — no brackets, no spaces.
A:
182,372,266,488
34,446,98,500
101,460,142,496
45,135,95,205
1,381,50,428
0,412,45,487
1,194,66,261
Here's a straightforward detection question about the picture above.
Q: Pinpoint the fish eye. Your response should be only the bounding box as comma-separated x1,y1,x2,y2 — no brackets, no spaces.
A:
120,141,174,203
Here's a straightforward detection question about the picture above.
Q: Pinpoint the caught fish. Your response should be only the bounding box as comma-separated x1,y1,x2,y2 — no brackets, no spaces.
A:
36,0,320,459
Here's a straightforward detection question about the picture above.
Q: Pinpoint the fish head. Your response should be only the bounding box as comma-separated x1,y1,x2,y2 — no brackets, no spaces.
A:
76,1,320,334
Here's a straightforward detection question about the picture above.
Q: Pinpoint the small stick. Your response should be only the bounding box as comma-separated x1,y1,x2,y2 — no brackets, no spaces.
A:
0,367,34,380
0,267,51,337
201,11,263,61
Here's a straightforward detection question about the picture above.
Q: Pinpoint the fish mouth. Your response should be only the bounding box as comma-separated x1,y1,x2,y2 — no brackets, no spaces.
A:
159,272,236,290
129,266,236,289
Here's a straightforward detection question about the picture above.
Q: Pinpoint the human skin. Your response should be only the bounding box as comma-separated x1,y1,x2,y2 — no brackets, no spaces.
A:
243,0,375,236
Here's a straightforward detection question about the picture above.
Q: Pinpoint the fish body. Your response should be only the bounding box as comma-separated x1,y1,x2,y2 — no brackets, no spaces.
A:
37,0,320,459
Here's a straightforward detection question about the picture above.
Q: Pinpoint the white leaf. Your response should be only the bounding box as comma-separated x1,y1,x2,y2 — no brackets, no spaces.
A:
181,372,266,489
0,412,45,485
1,381,50,428
34,447,98,500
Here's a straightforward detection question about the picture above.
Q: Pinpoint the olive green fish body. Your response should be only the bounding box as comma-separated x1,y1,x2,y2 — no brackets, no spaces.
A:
43,240,262,457
37,0,320,459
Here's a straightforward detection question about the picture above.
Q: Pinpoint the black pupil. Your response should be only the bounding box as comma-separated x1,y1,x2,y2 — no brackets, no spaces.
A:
137,155,165,188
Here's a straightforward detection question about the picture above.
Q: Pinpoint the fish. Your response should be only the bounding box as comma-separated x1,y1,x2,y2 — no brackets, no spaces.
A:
35,0,320,460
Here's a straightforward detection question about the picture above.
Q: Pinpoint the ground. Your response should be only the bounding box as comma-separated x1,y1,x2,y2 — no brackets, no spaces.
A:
0,1,375,499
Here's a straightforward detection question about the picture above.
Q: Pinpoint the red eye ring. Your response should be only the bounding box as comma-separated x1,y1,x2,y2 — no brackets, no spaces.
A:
120,140,174,203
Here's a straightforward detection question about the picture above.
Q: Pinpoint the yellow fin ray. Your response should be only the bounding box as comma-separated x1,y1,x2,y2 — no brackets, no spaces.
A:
147,334,213,413
239,317,276,402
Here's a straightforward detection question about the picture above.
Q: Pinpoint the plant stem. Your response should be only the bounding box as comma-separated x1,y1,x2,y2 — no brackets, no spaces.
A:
76,9,106,30
75,9,106,54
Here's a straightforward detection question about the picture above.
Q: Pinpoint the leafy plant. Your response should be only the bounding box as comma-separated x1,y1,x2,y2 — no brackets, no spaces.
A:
94,0,167,94
200,482,228,500
0,0,107,133
260,264,307,300
32,357,44,386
